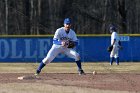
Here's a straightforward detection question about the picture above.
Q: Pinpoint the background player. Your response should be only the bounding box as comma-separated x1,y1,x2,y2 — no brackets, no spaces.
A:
35,18,85,75
109,24,122,65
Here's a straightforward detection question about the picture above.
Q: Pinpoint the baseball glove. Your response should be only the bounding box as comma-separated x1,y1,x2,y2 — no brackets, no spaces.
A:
67,40,75,48
107,45,113,52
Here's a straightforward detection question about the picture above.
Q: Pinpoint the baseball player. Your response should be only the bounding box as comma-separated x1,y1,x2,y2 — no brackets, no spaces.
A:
35,18,85,75
109,24,121,65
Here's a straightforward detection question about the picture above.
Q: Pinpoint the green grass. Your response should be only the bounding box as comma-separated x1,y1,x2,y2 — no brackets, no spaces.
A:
0,62,140,73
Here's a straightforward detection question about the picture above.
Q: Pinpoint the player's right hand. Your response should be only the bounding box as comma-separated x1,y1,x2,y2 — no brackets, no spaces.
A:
61,40,69,47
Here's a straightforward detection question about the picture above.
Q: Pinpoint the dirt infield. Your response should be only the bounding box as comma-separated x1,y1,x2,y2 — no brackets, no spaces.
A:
0,73,140,92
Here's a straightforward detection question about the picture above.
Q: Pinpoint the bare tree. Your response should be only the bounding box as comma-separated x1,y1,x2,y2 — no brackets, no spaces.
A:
0,0,140,35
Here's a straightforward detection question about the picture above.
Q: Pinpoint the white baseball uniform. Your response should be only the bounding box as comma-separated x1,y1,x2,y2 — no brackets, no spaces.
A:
42,27,80,64
110,31,119,58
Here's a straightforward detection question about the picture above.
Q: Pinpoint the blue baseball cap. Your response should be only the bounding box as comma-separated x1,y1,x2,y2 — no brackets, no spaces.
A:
64,18,71,24
109,24,117,31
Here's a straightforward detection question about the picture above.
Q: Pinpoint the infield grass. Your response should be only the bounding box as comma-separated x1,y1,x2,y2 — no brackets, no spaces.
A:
0,62,140,73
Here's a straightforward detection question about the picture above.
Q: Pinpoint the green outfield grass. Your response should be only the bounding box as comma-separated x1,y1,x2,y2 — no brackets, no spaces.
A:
0,62,140,73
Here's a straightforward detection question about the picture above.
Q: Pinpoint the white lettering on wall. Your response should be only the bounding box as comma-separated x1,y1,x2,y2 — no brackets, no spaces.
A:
0,38,67,61
0,39,9,59
11,39,22,58
24,39,37,58
119,36,130,41
38,39,50,58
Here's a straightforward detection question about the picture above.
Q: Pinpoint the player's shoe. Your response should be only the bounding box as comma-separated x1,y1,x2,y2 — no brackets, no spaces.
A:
34,73,39,76
78,70,85,75
116,63,119,65
34,70,40,76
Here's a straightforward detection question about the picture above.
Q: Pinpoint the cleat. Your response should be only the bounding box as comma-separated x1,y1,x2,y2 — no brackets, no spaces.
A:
34,73,41,79
34,73,39,76
34,73,40,78
116,63,119,65
79,70,85,75
34,70,40,76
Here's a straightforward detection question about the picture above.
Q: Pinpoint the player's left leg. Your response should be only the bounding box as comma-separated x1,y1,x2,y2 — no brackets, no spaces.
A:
64,49,85,75
110,57,114,65
115,57,119,65
110,46,119,65
35,45,61,75
114,47,119,65
110,46,115,65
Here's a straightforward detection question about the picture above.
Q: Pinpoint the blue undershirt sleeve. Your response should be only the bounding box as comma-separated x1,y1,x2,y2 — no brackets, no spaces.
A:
53,38,61,45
